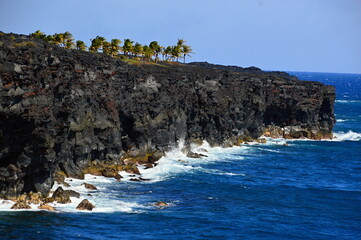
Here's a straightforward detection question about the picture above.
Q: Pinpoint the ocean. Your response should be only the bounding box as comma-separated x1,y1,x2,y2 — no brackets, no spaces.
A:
1,72,360,240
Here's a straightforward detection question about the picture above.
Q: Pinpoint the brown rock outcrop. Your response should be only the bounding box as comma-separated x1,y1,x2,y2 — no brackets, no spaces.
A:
76,199,95,211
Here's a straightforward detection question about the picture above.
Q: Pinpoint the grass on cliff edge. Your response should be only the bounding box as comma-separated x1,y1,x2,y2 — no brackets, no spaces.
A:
122,58,181,68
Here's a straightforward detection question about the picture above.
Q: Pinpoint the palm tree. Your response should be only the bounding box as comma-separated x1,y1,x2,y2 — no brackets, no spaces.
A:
164,46,172,61
52,33,63,46
30,30,46,39
181,45,193,63
175,38,193,62
65,39,75,49
76,40,87,51
160,46,165,61
63,31,74,49
130,46,137,57
110,39,122,57
45,34,55,44
157,45,164,62
102,41,111,55
149,41,162,62
177,38,185,47
142,45,153,61
133,42,143,59
51,31,74,48
89,36,105,52
123,39,134,56
171,45,182,62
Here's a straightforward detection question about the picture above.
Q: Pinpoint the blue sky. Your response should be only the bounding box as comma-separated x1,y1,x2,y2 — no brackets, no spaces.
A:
1,0,360,73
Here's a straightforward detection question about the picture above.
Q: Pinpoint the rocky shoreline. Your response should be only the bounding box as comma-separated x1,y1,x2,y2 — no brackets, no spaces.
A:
0,138,273,212
0,32,335,202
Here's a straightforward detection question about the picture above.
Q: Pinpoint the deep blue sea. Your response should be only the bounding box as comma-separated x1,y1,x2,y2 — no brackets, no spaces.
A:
1,72,361,240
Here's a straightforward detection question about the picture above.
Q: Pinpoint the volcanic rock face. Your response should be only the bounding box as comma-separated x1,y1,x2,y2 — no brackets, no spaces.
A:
0,33,335,198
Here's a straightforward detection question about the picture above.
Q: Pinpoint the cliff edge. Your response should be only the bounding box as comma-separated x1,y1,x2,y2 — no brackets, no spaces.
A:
0,33,335,198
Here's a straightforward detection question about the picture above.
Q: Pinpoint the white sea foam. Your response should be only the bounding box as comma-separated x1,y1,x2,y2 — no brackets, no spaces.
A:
200,168,246,176
0,200,17,212
138,141,216,182
136,140,251,182
335,100,361,103
137,158,195,183
336,119,348,122
259,148,282,153
262,131,361,143
259,136,289,146
332,131,361,141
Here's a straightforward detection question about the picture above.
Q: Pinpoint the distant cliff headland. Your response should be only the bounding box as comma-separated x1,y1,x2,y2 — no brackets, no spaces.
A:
0,32,335,200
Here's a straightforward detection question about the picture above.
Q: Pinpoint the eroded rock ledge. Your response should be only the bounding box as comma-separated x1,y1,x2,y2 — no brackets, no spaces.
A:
0,33,335,198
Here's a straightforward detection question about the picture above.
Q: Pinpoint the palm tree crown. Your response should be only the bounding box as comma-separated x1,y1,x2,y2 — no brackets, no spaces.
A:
110,39,122,56
171,45,182,62
76,40,87,51
133,42,143,59
181,45,193,63
149,41,162,63
123,39,134,56
89,36,105,52
30,30,46,39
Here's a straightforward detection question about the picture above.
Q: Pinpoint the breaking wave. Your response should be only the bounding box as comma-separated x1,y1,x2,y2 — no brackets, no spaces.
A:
336,119,348,122
335,100,361,103
332,131,361,141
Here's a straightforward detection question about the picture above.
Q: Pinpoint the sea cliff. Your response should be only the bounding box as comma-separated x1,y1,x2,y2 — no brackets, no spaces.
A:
0,33,335,198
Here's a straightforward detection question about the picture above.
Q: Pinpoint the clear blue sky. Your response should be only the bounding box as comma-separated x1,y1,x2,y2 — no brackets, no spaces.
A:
1,0,360,73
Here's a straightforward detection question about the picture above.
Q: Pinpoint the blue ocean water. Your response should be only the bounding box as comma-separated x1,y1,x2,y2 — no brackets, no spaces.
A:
1,72,361,240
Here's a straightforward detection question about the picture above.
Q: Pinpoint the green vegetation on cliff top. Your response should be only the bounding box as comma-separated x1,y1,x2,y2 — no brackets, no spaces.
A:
30,30,193,64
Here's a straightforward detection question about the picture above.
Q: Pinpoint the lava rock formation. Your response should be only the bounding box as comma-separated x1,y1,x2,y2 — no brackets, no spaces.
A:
0,33,335,198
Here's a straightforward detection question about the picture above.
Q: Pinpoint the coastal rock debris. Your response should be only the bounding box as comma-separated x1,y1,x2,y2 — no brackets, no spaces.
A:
83,161,124,180
9,192,49,209
123,165,141,175
54,170,70,187
153,201,169,209
186,151,208,158
38,203,55,211
76,199,95,211
178,160,189,164
82,183,97,190
52,187,71,204
10,201,31,210
129,177,151,182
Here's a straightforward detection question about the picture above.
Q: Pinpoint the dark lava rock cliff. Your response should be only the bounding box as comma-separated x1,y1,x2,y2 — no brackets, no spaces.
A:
0,33,335,198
